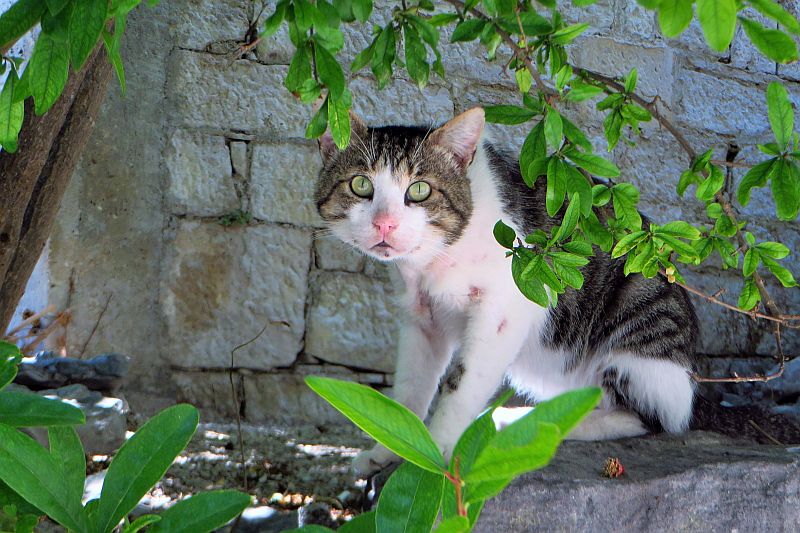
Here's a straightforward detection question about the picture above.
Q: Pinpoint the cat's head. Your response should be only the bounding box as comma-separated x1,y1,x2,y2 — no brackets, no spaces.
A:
314,108,485,263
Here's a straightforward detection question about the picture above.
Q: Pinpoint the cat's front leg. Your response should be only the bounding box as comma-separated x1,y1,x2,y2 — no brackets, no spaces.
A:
353,316,455,476
426,291,532,459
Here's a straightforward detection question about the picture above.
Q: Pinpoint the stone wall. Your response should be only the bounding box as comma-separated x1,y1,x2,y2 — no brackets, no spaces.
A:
40,0,800,422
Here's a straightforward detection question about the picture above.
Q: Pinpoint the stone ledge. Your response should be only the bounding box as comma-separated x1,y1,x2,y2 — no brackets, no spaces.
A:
476,432,800,532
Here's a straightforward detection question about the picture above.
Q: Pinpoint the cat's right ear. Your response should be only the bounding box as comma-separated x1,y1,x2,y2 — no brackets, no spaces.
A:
318,111,367,165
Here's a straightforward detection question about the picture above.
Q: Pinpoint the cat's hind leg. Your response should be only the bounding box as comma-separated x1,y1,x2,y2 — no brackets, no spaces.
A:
599,352,695,435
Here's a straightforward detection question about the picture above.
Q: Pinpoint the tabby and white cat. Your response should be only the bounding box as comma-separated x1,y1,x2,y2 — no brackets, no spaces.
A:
314,108,698,475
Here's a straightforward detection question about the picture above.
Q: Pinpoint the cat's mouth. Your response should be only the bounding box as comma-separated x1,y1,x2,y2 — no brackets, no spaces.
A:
373,241,392,248
370,240,401,260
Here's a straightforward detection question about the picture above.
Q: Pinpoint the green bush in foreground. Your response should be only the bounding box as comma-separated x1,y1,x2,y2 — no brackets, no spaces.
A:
291,376,601,533
0,340,251,533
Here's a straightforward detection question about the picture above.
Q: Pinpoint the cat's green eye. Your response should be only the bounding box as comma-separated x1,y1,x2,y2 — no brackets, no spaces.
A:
350,175,374,198
406,181,431,202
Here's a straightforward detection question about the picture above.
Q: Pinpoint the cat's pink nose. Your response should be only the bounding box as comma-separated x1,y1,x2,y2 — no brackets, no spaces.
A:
373,214,398,240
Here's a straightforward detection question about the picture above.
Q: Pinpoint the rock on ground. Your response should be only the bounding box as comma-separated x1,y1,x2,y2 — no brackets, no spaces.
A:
476,431,800,533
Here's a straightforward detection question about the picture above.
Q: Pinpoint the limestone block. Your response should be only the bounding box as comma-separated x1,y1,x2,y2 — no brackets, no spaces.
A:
165,130,240,216
681,267,799,356
674,70,772,137
171,0,251,50
476,433,800,532
570,37,675,102
305,271,399,372
613,1,658,41
314,238,366,272
250,142,324,227
243,367,359,423
173,371,242,418
168,50,311,136
163,220,312,370
349,77,453,126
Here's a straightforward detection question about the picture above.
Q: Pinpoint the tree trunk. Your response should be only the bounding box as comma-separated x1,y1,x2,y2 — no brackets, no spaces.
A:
0,42,113,333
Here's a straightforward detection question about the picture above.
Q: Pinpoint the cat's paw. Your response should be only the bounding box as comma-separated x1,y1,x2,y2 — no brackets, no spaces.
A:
352,445,398,477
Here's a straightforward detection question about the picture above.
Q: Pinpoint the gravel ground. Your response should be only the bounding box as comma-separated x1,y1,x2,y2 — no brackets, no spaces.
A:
84,421,374,531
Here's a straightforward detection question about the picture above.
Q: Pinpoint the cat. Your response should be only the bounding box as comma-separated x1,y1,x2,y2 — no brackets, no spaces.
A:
314,107,699,476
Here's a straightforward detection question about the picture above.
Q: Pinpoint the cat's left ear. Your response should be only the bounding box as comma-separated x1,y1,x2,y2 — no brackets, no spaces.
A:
427,107,485,168
319,111,368,165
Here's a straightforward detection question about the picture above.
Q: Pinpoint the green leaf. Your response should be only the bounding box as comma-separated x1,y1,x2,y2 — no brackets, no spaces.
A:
544,109,563,152
565,151,620,177
68,0,107,69
28,32,69,116
150,490,251,533
697,0,736,51
592,184,611,206
305,97,329,139
565,83,604,102
515,68,532,94
352,0,372,23
505,388,601,438
550,23,589,44
562,116,592,153
351,37,376,72
658,0,693,37
520,121,547,187
435,516,470,533
371,25,396,88
403,24,429,89
748,0,800,35
102,14,128,95
738,278,760,310
658,234,699,260
0,392,85,427
327,93,351,149
0,425,88,532
546,157,568,217
47,427,85,507
624,68,637,93
655,221,701,240
771,159,800,220
450,18,486,42
580,212,613,252
314,42,345,99
0,0,47,51
761,256,797,287
450,409,497,478
743,248,760,276
0,342,21,391
695,165,725,202
483,105,537,125
93,404,199,533
737,158,777,206
305,377,446,473
376,463,443,533
0,70,24,152
612,230,647,258
122,515,162,533
564,164,593,216
261,1,286,37
766,82,794,150
464,422,561,487
755,241,790,259
611,183,642,229
603,110,623,151
554,194,581,242
512,250,549,307
739,17,799,63
493,220,516,249
285,45,313,92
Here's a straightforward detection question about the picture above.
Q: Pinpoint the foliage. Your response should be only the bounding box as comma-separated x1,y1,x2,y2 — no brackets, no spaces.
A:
0,0,159,152
0,340,251,533
291,376,601,532
2,0,799,314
